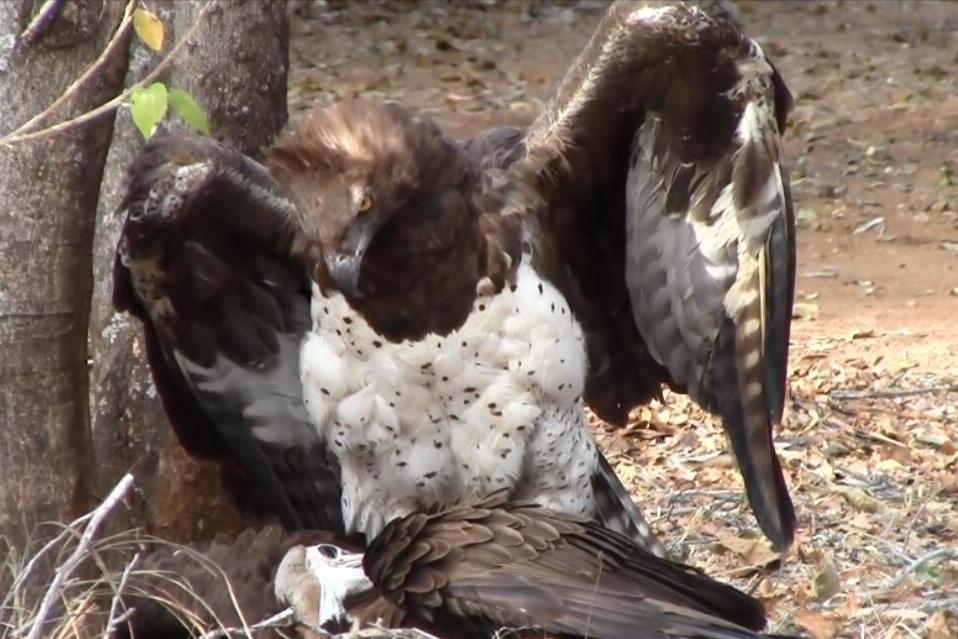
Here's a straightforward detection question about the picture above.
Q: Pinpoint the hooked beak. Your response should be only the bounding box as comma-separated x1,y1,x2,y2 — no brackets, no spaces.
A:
323,214,381,299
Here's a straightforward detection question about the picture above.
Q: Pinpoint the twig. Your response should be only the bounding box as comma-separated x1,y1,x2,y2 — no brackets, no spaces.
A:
884,548,958,591
199,607,297,639
366,622,443,639
1,513,94,614
830,385,958,401
0,0,216,146
104,607,136,635
24,473,135,639
17,0,64,48
105,552,139,635
11,0,137,138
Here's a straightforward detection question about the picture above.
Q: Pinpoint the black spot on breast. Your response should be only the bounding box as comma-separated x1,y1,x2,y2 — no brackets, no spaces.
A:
397,461,408,468
538,283,544,294
434,441,443,448
478,304,486,311
424,471,437,479
343,317,353,325
442,376,449,382
509,284,517,292
373,340,382,348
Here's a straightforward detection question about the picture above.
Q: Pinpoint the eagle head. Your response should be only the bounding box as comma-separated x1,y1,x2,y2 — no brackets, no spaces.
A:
268,99,470,299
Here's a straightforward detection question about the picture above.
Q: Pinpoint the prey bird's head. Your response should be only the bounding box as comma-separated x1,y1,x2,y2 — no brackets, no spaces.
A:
268,100,470,299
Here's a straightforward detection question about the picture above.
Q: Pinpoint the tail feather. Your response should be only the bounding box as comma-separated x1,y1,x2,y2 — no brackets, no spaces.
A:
591,453,671,559
715,269,795,550
762,169,796,425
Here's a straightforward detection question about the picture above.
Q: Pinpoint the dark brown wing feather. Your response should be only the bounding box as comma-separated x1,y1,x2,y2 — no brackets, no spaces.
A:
365,492,780,639
113,134,343,532
514,0,797,550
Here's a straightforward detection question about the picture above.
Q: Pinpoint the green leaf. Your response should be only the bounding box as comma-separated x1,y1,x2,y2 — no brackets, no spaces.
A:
133,9,165,51
168,88,211,136
130,82,168,140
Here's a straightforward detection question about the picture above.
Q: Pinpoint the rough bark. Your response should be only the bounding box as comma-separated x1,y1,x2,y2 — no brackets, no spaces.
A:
89,0,291,543
0,0,129,551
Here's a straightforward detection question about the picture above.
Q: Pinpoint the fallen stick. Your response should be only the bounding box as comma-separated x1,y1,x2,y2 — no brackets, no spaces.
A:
24,473,135,639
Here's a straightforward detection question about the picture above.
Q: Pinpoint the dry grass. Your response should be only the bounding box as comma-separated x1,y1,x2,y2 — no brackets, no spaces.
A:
0,476,439,639
0,475,291,639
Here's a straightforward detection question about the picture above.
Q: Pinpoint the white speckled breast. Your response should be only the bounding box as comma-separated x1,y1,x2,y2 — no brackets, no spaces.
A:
300,261,599,538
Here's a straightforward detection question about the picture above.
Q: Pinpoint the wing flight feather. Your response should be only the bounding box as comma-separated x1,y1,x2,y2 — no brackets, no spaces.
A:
515,1,797,549
113,134,343,532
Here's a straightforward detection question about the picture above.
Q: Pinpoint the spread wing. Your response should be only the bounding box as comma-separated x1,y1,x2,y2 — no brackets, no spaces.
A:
517,0,796,549
113,134,343,532
364,493,776,639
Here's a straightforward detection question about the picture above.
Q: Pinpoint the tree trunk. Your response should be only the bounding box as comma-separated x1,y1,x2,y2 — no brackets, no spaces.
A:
89,0,290,543
0,0,129,551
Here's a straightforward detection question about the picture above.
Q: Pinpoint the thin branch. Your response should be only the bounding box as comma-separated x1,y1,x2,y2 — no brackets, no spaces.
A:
0,0,216,147
1,514,94,614
24,473,135,639
199,608,298,639
11,0,137,138
105,552,139,635
18,0,64,48
830,385,958,401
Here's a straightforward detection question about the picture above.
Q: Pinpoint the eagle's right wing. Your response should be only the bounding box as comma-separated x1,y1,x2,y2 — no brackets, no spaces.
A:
514,0,797,551
113,134,343,532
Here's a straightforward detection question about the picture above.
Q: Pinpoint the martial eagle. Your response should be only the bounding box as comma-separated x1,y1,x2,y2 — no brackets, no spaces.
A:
114,0,796,552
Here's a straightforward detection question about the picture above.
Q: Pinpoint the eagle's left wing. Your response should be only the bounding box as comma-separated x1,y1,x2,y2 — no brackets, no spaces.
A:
515,0,797,550
113,134,343,532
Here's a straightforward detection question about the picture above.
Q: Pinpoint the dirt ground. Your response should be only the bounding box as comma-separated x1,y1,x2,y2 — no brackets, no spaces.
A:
288,2,958,638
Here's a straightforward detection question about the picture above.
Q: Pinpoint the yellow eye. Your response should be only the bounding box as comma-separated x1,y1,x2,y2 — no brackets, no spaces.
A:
358,193,373,213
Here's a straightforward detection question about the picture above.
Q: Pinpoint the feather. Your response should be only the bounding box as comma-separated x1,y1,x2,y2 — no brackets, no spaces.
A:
515,0,798,550
114,134,343,533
